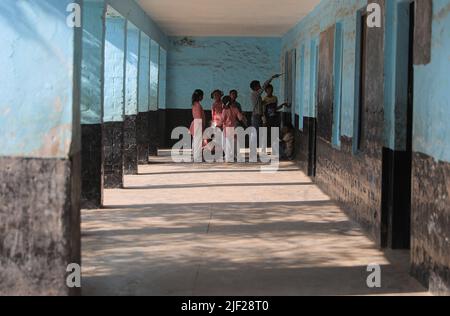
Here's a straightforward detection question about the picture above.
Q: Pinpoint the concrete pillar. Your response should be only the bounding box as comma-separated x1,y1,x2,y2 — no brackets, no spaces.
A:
81,0,105,208
123,22,139,174
158,48,168,148
148,40,160,155
103,8,126,188
0,0,82,295
137,32,150,163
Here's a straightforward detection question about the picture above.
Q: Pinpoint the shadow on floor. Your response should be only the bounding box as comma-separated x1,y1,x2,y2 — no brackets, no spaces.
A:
81,263,425,296
82,200,427,296
138,168,302,176
123,182,313,190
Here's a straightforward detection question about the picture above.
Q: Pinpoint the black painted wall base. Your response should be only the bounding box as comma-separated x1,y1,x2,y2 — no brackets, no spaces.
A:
0,155,81,296
137,112,149,164
381,147,412,249
158,109,169,149
81,124,103,209
303,136,383,245
294,117,317,177
123,115,138,175
411,152,450,295
163,108,261,148
148,111,159,156
102,121,123,189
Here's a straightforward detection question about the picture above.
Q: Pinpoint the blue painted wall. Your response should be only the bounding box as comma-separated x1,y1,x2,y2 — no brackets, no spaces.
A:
81,0,105,125
281,0,367,140
106,0,167,115
282,0,450,163
80,0,167,118
0,0,81,158
150,40,160,111
297,45,305,129
125,21,139,116
159,48,167,110
167,37,281,111
412,0,450,163
138,32,150,113
104,12,126,123
106,0,168,50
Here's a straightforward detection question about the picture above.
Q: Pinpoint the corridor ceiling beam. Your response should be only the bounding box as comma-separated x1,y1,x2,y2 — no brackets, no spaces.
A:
136,0,321,36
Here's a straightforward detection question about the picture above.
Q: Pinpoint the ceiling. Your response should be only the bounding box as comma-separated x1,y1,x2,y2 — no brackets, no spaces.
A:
136,0,321,37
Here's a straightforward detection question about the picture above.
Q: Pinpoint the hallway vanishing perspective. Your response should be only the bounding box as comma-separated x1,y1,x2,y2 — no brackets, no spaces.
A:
82,153,427,296
1,0,450,298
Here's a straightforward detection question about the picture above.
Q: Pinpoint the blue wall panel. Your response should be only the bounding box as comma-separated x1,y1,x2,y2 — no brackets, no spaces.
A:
150,40,160,111
0,0,80,158
138,32,150,113
81,0,105,125
167,37,281,111
282,0,367,138
159,48,167,110
104,14,126,122
282,0,450,163
125,21,139,116
412,0,450,162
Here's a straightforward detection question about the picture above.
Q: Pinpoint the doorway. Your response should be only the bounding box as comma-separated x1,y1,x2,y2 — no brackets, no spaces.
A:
317,25,335,144
381,1,415,249
283,49,296,127
307,43,319,177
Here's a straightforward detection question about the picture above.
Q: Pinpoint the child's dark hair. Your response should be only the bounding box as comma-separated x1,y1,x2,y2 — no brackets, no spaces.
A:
250,80,261,91
211,89,224,99
229,89,238,95
222,96,232,107
265,84,274,92
192,89,204,105
285,122,294,130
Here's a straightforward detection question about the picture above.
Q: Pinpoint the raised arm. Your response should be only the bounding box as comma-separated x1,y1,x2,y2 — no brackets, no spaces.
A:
258,74,282,97
277,102,291,111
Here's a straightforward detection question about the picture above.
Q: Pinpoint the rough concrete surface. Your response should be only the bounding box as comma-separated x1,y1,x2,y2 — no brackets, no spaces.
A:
0,155,81,296
82,153,428,296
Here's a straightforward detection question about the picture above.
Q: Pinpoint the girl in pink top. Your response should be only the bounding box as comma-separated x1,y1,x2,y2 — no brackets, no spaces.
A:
190,89,206,136
222,96,246,162
211,90,224,129
221,96,245,136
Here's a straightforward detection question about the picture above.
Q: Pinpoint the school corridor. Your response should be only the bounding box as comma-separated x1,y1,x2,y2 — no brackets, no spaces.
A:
1,0,450,296
81,153,427,296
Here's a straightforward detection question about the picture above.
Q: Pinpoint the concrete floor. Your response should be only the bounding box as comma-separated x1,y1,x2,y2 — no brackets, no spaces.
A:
82,154,428,296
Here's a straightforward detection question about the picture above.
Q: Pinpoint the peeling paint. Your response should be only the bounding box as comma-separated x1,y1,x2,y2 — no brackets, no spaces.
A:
167,37,281,111
0,0,77,159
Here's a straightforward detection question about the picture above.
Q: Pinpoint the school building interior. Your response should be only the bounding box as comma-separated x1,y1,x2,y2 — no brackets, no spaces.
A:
0,0,449,296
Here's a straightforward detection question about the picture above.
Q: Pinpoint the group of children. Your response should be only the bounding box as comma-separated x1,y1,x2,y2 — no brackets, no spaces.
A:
189,75,295,161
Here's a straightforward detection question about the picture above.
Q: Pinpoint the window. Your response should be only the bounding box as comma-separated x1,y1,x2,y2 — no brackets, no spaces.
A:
298,45,305,130
284,49,296,126
332,22,344,148
309,39,319,118
354,12,368,153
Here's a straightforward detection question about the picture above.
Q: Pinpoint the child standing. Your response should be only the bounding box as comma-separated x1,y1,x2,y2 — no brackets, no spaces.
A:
263,84,290,128
190,89,206,162
249,74,281,149
280,123,295,161
229,90,247,127
211,90,224,129
221,96,246,162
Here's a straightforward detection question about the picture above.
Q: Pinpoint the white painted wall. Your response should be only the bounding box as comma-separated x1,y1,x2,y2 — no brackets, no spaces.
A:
136,0,321,36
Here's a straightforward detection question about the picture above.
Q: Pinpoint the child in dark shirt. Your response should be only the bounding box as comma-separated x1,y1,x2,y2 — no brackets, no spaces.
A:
280,123,295,161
